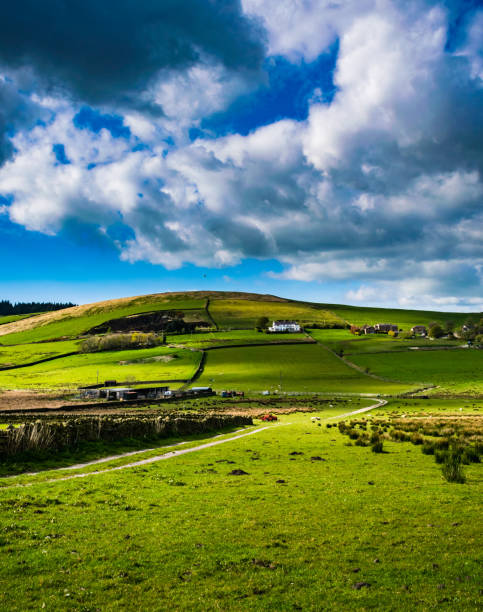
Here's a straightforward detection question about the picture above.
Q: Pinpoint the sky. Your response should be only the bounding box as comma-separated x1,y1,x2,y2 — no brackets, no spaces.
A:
0,0,482,311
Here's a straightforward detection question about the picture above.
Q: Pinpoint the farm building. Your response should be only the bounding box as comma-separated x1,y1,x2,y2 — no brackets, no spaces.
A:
80,385,169,400
268,320,301,332
411,325,427,335
374,323,398,333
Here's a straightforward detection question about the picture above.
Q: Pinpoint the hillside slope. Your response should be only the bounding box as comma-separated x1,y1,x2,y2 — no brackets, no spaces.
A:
0,290,477,345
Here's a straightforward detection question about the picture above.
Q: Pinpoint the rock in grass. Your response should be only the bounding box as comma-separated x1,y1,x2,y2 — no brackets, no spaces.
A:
229,469,249,476
352,582,370,590
276,479,286,484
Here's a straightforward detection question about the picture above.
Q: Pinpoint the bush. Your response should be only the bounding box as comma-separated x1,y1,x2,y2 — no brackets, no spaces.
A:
421,442,435,455
461,446,481,464
441,449,466,483
410,433,424,445
371,441,384,453
435,450,448,464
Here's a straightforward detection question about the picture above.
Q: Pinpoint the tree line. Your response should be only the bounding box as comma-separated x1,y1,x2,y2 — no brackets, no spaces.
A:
0,300,76,316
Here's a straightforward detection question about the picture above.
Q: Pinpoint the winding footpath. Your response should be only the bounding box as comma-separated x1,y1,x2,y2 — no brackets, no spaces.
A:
1,398,386,488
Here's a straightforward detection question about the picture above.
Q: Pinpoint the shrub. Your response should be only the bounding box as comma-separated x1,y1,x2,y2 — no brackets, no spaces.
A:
421,442,435,455
371,441,384,453
348,429,359,440
441,449,466,483
435,450,448,464
461,446,480,464
410,433,424,445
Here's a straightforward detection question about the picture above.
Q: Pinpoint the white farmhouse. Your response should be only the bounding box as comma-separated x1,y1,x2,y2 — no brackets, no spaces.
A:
268,320,301,332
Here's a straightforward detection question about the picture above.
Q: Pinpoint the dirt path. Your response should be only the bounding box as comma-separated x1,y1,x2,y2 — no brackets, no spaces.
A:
2,399,386,487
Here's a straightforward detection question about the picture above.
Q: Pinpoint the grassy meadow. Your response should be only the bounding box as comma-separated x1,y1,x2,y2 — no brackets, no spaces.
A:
168,329,310,348
351,349,483,396
195,344,414,394
0,340,80,368
320,303,472,330
308,328,463,355
0,401,481,610
0,346,201,389
209,298,344,329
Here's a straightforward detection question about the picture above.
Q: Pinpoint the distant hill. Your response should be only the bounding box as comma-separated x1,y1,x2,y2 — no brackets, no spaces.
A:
0,290,477,346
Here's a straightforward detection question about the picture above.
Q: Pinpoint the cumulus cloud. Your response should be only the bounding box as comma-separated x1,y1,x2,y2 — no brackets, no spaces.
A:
0,0,265,106
0,0,482,309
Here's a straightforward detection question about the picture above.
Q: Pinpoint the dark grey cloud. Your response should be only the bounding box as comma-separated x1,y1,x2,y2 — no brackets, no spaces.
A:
0,0,265,105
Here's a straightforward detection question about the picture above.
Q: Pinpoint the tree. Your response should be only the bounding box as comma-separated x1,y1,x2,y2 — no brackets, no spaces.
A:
256,316,269,330
428,324,444,339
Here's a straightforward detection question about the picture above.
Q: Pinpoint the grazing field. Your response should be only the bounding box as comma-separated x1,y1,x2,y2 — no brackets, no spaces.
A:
0,404,481,610
209,298,344,329
0,346,201,389
168,329,310,348
0,340,80,367
195,344,414,394
308,329,462,355
351,350,483,396
320,303,472,330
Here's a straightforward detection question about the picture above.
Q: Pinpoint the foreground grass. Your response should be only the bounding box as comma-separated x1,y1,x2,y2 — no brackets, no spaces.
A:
0,346,201,389
0,404,481,610
351,349,483,396
195,344,414,394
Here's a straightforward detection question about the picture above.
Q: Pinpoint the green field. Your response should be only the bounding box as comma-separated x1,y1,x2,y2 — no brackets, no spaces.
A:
0,295,208,345
168,329,310,348
0,340,80,367
0,402,481,610
195,344,414,394
0,346,201,389
320,303,472,330
209,298,344,329
351,349,483,396
308,329,462,355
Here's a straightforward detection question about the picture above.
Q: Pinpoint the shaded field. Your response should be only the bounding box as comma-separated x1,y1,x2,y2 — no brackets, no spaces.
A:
351,350,483,396
0,407,481,610
168,329,310,348
0,340,80,368
195,344,414,394
209,298,344,329
308,329,462,355
0,347,201,389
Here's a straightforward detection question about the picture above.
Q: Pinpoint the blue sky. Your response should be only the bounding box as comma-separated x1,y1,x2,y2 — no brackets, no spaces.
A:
0,0,482,311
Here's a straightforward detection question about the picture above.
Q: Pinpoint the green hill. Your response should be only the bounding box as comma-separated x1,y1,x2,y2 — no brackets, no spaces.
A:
0,290,476,345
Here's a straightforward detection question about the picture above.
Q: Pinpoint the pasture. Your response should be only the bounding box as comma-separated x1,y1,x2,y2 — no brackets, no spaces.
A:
308,329,462,355
0,346,201,389
168,329,310,348
351,349,483,396
320,303,471,330
209,298,344,329
195,344,414,394
0,402,481,611
0,340,79,368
